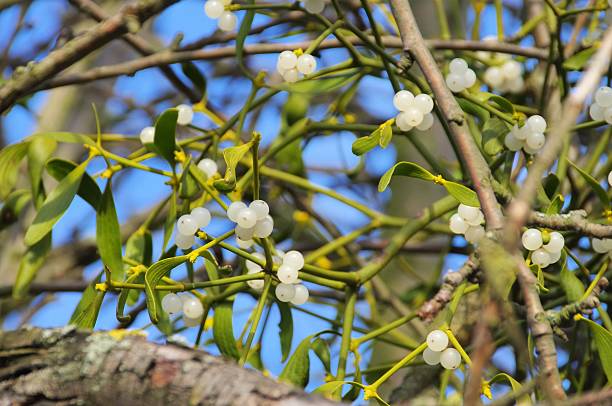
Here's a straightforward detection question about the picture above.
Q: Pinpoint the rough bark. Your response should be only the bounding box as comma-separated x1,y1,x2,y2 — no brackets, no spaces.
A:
0,327,338,406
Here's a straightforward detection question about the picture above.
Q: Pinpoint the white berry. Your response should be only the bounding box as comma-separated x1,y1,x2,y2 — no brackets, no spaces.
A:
303,0,325,14
414,94,434,114
283,250,305,269
595,86,612,107
249,200,269,220
449,213,469,234
527,115,547,133
525,132,545,150
395,112,413,132
217,11,237,31
278,264,299,284
548,249,562,264
235,224,255,241
175,232,194,250
457,204,480,222
177,214,198,235
446,72,465,93
604,107,612,124
297,54,317,75
246,253,265,271
282,68,300,83
423,347,441,365
504,132,524,151
253,215,274,238
462,69,477,88
236,236,254,249
191,207,211,229
589,103,604,121
236,208,257,228
139,126,155,144
197,158,218,178
532,248,551,268
275,283,296,302
592,238,610,254
522,228,543,251
393,90,415,111
465,210,484,226
176,104,194,126
484,66,503,88
440,348,461,370
246,267,264,291
501,60,522,79
449,58,468,75
162,293,182,314
290,284,309,305
403,106,424,127
416,113,434,131
608,170,612,187
227,201,247,222
278,51,298,71
464,225,485,244
426,329,448,352
543,231,564,253
183,297,204,319
183,315,201,327
204,0,224,19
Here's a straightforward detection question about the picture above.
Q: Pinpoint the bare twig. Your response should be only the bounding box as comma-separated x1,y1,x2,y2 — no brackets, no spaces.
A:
528,210,612,238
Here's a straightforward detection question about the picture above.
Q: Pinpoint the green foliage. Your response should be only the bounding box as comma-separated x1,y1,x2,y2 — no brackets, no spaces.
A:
144,256,187,324
154,108,179,166
213,301,240,360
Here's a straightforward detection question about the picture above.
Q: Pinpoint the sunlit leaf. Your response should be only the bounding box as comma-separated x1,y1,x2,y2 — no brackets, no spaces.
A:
96,181,124,281
378,161,434,192
568,160,610,207
578,317,612,383
443,181,480,207
279,335,312,387
144,256,187,323
0,141,29,200
277,301,293,362
13,232,51,298
213,301,240,360
46,158,101,209
154,108,178,166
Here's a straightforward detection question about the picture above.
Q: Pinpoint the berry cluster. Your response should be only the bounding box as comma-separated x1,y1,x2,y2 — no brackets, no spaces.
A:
592,238,612,255
301,0,326,13
449,204,485,244
227,200,274,248
276,51,317,83
588,86,612,124
483,59,524,94
161,293,204,326
521,229,564,268
445,58,477,93
197,158,219,179
504,114,547,154
393,90,435,132
175,207,212,249
204,0,237,32
245,251,310,305
139,105,194,145
423,330,462,370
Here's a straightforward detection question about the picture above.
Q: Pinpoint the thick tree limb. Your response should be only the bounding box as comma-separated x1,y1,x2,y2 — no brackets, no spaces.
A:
528,210,612,238
0,0,179,114
389,0,504,229
37,37,547,92
0,327,337,406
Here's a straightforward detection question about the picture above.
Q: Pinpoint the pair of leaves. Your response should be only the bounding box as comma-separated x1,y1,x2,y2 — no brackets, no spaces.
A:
378,162,480,207
568,160,610,207
351,120,393,156
144,256,187,324
213,137,257,192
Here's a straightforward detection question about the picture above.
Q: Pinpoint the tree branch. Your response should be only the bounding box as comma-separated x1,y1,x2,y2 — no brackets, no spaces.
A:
0,327,337,405
388,0,504,229
528,210,612,238
0,0,179,114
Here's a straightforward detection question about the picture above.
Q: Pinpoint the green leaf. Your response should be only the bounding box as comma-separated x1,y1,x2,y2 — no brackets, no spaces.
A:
568,160,610,207
488,373,531,405
578,317,612,383
125,228,153,267
69,272,104,329
379,124,393,148
13,232,51,298
46,158,101,209
116,272,142,323
27,136,57,204
181,62,206,98
96,181,124,280
279,70,358,94
0,189,31,231
213,301,240,360
213,139,255,192
487,94,515,114
458,98,490,122
378,161,434,192
481,117,508,156
314,381,347,396
443,181,481,207
546,194,564,215
0,141,29,200
563,47,596,71
144,256,187,323
559,256,584,302
543,173,560,200
154,108,178,166
235,0,254,72
351,128,381,156
24,160,88,246
277,301,293,362
279,335,312,388
32,131,96,146
311,337,331,373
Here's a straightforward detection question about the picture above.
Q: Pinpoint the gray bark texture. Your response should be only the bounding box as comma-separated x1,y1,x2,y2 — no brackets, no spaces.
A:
0,327,338,406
